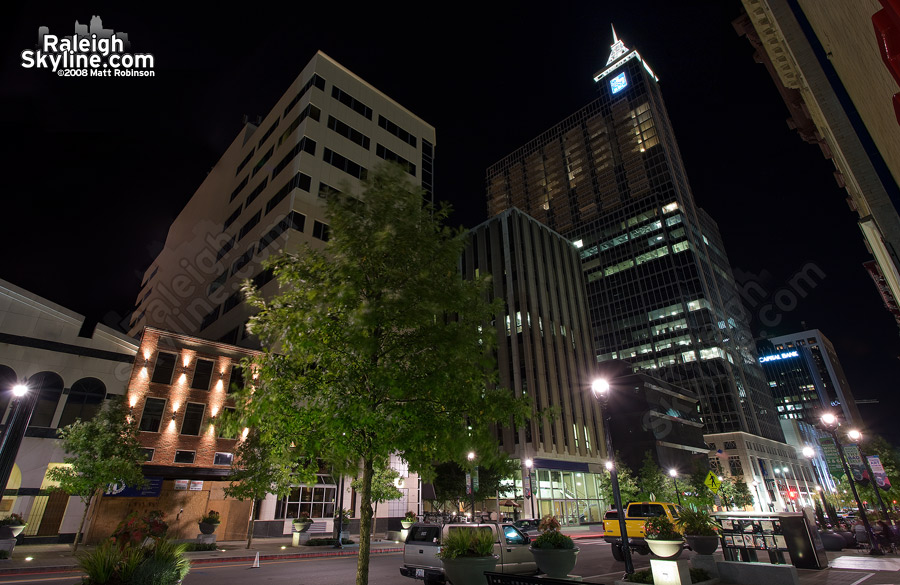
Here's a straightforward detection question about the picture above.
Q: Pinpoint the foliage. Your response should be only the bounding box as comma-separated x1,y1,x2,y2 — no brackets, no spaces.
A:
404,511,417,521
597,454,640,505
837,435,900,509
47,397,146,551
624,567,710,584
637,452,674,502
305,537,355,546
350,459,403,514
76,537,188,585
111,511,168,548
221,428,297,549
237,163,532,585
336,508,353,523
294,511,311,523
430,459,520,513
0,513,26,526
530,515,574,549
644,515,682,540
814,500,828,527
436,527,496,559
677,509,719,536
719,477,755,509
538,515,562,533
679,459,717,510
199,510,220,524
182,542,217,551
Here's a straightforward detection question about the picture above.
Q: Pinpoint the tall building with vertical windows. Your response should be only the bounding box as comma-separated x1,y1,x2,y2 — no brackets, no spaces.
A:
486,30,784,445
128,51,435,347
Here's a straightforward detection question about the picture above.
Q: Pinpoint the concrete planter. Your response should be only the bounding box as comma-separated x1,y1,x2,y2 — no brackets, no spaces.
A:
293,521,311,533
400,520,415,529
686,534,719,555
530,547,579,578
441,555,498,585
646,539,684,559
198,522,219,535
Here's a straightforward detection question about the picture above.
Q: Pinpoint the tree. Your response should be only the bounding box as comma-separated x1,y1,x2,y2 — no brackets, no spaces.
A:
681,459,715,510
719,476,754,509
222,428,297,549
429,459,519,515
237,163,531,585
47,397,146,551
636,451,674,502
597,455,640,507
350,459,403,523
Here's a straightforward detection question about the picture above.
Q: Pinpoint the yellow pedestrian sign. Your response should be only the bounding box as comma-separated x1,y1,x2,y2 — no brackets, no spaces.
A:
704,471,721,492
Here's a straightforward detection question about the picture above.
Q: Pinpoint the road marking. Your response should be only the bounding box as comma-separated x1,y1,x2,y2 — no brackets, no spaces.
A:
0,576,80,584
848,573,874,585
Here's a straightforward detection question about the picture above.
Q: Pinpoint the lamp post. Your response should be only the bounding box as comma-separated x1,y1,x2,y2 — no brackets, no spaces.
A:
751,480,764,512
524,458,536,519
821,413,883,555
592,378,634,576
467,451,477,522
669,469,682,506
0,382,38,498
848,430,890,522
801,446,816,508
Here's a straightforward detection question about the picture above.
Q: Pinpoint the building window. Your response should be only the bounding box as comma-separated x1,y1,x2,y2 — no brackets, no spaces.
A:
231,246,255,276
150,352,177,385
219,407,237,439
180,403,205,436
139,397,166,432
728,456,744,477
322,148,367,180
375,144,416,176
27,372,64,428
235,149,254,176
723,441,737,450
228,366,244,394
191,359,214,390
313,221,330,242
214,452,234,466
274,477,337,519
142,448,154,462
239,211,262,241
58,377,106,427
377,115,416,147
224,205,242,230
331,86,372,120
174,450,196,464
327,115,370,149
251,147,274,178
265,172,312,215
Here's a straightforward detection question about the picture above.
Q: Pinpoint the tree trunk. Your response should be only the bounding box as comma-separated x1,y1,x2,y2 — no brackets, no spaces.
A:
73,488,100,552
355,457,374,585
246,499,256,549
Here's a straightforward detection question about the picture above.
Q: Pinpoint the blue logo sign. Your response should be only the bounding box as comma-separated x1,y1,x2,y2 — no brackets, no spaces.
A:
759,350,799,363
610,72,627,94
106,476,163,497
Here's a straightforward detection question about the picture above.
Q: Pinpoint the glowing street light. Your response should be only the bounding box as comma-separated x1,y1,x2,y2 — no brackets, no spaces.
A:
524,458,535,519
669,469,682,506
0,380,38,499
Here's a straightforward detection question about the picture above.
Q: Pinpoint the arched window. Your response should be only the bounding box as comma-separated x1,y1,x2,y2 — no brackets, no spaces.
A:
27,371,64,428
58,378,106,427
0,365,17,423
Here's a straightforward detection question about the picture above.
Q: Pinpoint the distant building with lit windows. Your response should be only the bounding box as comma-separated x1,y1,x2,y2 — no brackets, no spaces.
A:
485,29,784,444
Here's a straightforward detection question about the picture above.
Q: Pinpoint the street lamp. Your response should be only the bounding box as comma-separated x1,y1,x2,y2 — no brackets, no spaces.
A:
524,458,536,519
0,380,38,499
821,413,883,555
751,480,764,512
669,469,682,506
467,451,477,522
847,430,890,521
591,377,634,576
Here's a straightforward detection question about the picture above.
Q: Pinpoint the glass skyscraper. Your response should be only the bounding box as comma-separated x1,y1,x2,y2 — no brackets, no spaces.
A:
486,30,784,442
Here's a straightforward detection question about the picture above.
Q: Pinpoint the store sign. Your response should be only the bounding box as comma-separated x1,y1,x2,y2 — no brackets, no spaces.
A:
105,476,163,498
174,480,190,491
868,455,892,489
189,480,203,491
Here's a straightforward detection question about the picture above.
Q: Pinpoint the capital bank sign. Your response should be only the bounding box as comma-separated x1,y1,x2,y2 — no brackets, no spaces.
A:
759,350,799,363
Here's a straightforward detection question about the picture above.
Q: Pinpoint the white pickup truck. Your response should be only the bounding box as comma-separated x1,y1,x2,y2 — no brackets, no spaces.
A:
399,522,538,584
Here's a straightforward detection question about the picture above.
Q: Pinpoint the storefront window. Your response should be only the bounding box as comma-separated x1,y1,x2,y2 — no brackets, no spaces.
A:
274,475,336,519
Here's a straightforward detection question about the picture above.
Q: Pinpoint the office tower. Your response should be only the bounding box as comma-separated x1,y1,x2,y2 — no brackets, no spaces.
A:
734,1,900,332
128,51,436,346
763,329,861,426
486,30,784,444
461,208,706,524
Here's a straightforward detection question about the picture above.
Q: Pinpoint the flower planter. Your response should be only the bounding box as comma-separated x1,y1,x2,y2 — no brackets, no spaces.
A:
646,539,684,559
293,521,311,533
198,522,219,535
400,520,414,530
686,534,719,555
530,547,579,578
441,556,498,585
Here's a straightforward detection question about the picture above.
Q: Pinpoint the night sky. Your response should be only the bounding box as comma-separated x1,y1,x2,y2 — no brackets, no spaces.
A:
4,2,900,442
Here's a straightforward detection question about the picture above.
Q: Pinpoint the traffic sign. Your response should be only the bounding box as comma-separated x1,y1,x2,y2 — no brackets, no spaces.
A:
704,471,721,492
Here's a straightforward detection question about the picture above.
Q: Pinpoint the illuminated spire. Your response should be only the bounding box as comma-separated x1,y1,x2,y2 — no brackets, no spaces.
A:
605,24,630,66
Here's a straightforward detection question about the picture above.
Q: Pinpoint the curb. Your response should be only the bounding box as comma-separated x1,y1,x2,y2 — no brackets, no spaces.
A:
0,546,404,576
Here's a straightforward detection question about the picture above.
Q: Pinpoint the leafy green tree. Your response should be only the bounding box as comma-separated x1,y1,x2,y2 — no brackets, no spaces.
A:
428,459,519,516
47,397,146,551
237,163,531,585
719,477,755,509
350,459,403,522
636,451,674,502
597,454,640,507
222,428,297,549
681,459,715,510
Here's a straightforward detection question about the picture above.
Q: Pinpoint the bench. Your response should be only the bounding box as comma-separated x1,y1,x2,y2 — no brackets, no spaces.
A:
483,572,604,585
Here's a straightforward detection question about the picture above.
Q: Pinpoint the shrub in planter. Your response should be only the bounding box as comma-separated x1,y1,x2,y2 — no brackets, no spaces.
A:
77,536,189,585
677,509,720,555
401,511,416,529
437,528,498,585
112,510,168,548
0,513,26,527
530,515,579,578
643,515,684,559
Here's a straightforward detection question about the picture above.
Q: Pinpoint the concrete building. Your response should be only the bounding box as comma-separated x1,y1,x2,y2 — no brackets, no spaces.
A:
462,209,707,524
734,0,900,332
0,278,137,542
128,50,436,348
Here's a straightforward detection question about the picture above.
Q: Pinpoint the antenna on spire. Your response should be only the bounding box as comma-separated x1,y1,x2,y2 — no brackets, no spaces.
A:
611,24,618,44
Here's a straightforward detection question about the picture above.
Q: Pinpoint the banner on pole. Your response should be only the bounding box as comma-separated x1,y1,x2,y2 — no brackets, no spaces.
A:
868,455,892,490
843,444,869,483
818,437,844,480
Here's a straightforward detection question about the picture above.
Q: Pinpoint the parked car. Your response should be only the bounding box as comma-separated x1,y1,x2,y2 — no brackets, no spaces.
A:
513,518,541,536
603,502,682,561
399,521,537,584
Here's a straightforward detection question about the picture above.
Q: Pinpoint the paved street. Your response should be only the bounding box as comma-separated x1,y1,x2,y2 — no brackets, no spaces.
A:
0,534,899,584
